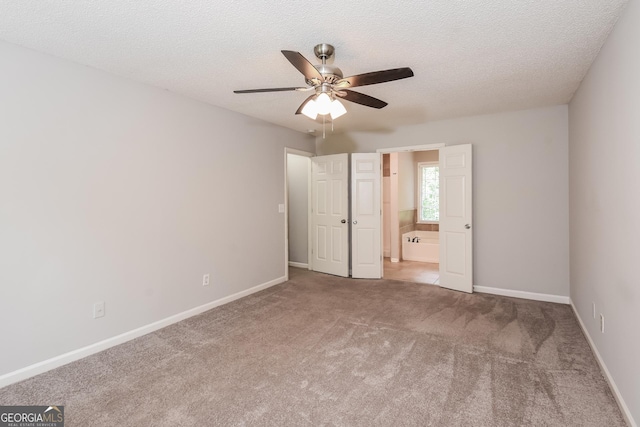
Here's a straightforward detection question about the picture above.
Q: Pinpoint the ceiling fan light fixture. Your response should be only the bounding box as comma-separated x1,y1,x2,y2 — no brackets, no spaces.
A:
234,45,414,124
301,99,318,120
330,99,347,120
315,93,332,115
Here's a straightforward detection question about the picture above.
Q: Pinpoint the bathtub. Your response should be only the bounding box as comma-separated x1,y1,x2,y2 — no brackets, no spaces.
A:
402,231,439,263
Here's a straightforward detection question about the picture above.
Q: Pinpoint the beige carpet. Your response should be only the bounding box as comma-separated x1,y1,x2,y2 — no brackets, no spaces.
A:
0,268,625,426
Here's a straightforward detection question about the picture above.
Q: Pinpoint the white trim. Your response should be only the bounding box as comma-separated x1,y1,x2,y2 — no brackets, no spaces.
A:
570,301,637,427
284,149,289,281
377,143,445,153
473,286,570,304
0,275,287,388
285,147,315,157
307,155,312,271
288,261,309,269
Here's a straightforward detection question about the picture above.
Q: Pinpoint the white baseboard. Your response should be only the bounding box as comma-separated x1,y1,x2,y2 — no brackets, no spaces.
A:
288,261,308,269
0,275,287,389
473,286,570,304
390,258,400,263
570,301,636,427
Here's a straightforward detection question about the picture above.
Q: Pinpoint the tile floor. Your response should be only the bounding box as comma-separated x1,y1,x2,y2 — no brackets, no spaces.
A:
382,258,440,285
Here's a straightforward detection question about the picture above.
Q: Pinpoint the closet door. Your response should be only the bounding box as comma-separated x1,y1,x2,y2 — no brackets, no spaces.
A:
311,154,349,277
351,153,382,279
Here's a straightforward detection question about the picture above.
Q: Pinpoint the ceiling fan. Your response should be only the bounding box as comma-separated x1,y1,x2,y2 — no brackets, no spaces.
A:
233,43,414,121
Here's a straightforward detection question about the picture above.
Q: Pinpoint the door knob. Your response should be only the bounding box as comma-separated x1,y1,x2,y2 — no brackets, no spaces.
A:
353,220,358,225
465,224,471,229
341,219,346,223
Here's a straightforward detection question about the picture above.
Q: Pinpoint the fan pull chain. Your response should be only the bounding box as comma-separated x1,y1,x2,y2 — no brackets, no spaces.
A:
323,115,326,139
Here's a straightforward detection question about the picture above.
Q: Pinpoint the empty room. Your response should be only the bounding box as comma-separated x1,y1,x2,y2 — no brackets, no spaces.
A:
0,1,638,426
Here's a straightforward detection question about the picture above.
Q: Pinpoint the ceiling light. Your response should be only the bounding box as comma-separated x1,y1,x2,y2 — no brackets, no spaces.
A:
302,94,348,121
330,99,347,120
315,93,332,115
301,99,318,120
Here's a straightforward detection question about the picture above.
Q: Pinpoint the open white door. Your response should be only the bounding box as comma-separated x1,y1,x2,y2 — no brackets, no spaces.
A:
311,154,349,277
351,153,382,279
439,144,473,293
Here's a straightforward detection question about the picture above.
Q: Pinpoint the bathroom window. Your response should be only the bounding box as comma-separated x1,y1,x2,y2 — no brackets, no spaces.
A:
418,162,439,222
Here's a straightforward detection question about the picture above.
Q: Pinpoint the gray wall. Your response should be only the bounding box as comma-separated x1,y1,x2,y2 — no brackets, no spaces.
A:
317,105,570,298
569,0,640,423
287,154,309,265
0,41,315,377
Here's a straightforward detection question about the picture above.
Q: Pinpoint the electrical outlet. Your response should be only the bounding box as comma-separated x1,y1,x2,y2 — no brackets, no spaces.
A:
93,302,105,319
600,314,605,333
202,274,210,286
592,303,596,319
278,204,285,213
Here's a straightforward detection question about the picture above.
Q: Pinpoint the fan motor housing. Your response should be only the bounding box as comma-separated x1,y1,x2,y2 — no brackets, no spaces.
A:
308,64,343,85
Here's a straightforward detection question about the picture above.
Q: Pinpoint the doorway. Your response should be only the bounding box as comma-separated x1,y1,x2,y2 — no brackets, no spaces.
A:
284,148,314,280
381,149,441,285
378,143,473,293
284,151,382,280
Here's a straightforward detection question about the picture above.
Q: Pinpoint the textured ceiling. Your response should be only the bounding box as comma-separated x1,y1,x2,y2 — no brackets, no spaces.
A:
0,0,628,134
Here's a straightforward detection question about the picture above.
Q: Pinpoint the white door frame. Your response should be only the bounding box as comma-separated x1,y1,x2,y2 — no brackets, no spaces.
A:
389,153,400,262
284,147,314,281
376,143,446,278
377,144,446,154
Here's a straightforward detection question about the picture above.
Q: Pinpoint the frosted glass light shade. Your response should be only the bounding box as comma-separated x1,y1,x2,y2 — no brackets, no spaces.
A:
301,99,318,120
302,94,347,121
330,99,347,120
315,93,332,115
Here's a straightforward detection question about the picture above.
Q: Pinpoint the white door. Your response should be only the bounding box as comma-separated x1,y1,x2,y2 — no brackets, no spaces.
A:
351,153,382,279
439,144,473,293
311,154,349,277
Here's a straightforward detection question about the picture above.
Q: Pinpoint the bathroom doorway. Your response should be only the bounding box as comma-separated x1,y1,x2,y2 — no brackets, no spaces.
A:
381,148,441,285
